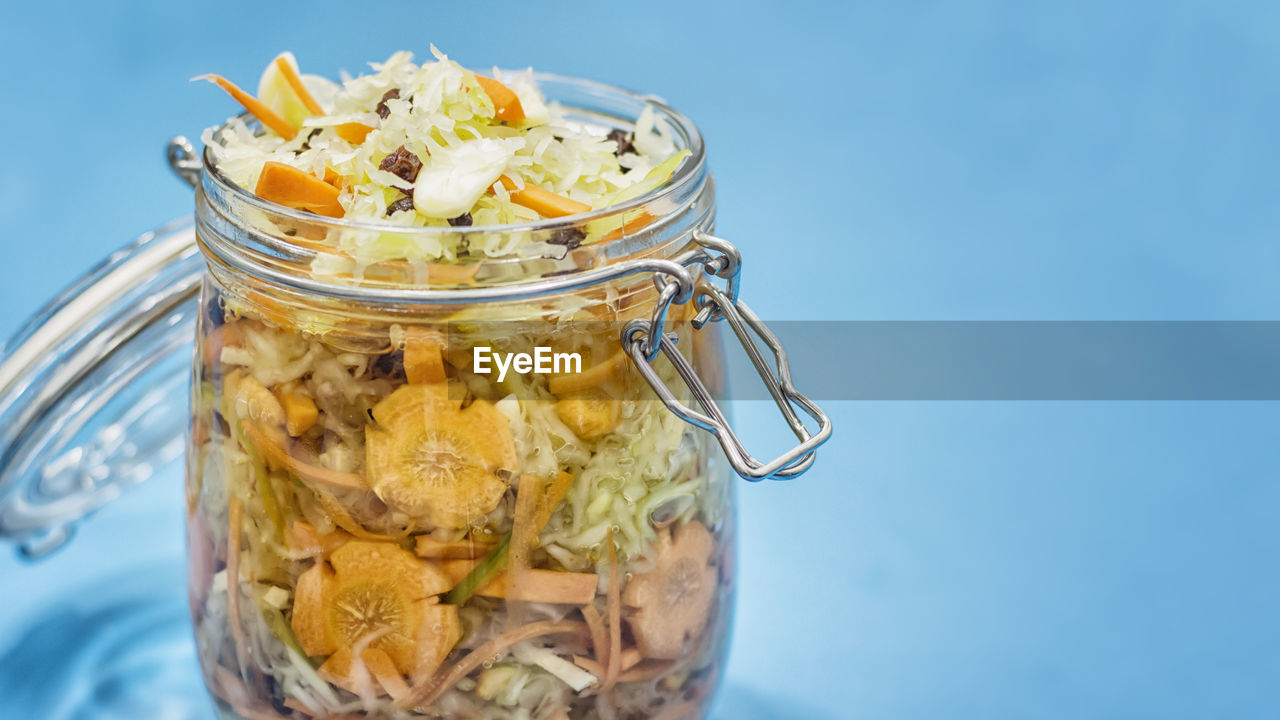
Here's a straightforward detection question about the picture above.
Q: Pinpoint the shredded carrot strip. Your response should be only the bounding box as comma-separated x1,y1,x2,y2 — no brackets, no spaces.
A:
548,351,628,396
414,534,495,560
279,390,318,436
572,655,604,678
471,568,597,604
601,211,656,243
286,519,349,557
496,175,591,218
196,74,297,140
335,122,374,144
226,497,250,673
617,646,644,672
313,487,413,542
581,604,609,668
398,620,588,709
507,474,544,597
504,470,576,599
531,470,575,534
275,55,324,115
573,655,675,683
255,161,345,218
403,327,448,386
475,75,525,124
603,531,622,692
244,422,366,491
362,647,412,701
441,558,597,604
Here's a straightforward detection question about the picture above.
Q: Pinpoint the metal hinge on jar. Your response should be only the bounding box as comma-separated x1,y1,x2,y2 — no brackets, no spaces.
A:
622,232,832,481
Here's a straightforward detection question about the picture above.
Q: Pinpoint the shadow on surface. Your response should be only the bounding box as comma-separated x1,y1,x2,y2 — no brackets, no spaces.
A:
0,564,211,720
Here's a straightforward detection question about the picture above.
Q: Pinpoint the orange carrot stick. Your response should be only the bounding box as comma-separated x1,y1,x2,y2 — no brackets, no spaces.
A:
582,604,609,669
531,470,576,533
244,421,365,491
226,498,250,672
362,647,412,701
508,474,543,598
603,531,622,692
548,351,628,396
322,167,346,190
482,569,598,605
601,211,656,243
277,391,318,436
254,161,345,218
311,487,414,542
572,655,672,683
438,559,598,605
274,55,324,115
403,327,448,385
496,175,591,218
196,74,297,140
335,122,374,144
507,470,576,598
413,534,496,560
399,620,588,709
475,76,525,124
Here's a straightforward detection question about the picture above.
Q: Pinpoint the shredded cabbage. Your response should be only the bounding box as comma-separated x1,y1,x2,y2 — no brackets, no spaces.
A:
202,47,687,268
539,391,706,560
511,643,598,692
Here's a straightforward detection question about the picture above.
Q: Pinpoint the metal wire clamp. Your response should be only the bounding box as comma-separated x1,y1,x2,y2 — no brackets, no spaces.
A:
623,232,832,481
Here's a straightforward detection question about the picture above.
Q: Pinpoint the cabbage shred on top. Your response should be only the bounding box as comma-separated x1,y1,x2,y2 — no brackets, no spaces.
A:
202,47,684,265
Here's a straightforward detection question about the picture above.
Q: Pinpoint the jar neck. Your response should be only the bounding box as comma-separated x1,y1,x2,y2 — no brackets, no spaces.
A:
195,169,716,310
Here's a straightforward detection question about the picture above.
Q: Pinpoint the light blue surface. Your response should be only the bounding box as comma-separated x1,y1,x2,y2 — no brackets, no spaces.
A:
2,1,1279,718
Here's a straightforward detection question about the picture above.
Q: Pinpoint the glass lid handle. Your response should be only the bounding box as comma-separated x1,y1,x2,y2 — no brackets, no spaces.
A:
622,232,833,481
0,220,202,559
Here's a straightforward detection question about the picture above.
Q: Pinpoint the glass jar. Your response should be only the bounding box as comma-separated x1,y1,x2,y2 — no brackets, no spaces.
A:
0,74,829,720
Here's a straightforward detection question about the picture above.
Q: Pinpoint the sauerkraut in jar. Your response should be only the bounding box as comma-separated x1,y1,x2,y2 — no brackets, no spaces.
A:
186,48,740,720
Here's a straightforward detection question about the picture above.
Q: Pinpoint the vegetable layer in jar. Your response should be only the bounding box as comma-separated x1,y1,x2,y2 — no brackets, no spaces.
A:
187,48,732,720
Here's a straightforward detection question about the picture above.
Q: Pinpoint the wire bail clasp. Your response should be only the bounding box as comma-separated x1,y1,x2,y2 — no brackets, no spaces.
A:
623,232,832,481
167,136,201,189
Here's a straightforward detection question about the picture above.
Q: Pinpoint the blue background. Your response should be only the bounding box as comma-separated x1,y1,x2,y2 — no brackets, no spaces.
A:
2,1,1279,718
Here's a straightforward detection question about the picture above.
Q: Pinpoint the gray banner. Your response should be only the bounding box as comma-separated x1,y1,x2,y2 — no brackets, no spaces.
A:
725,321,1280,400
443,321,1280,400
